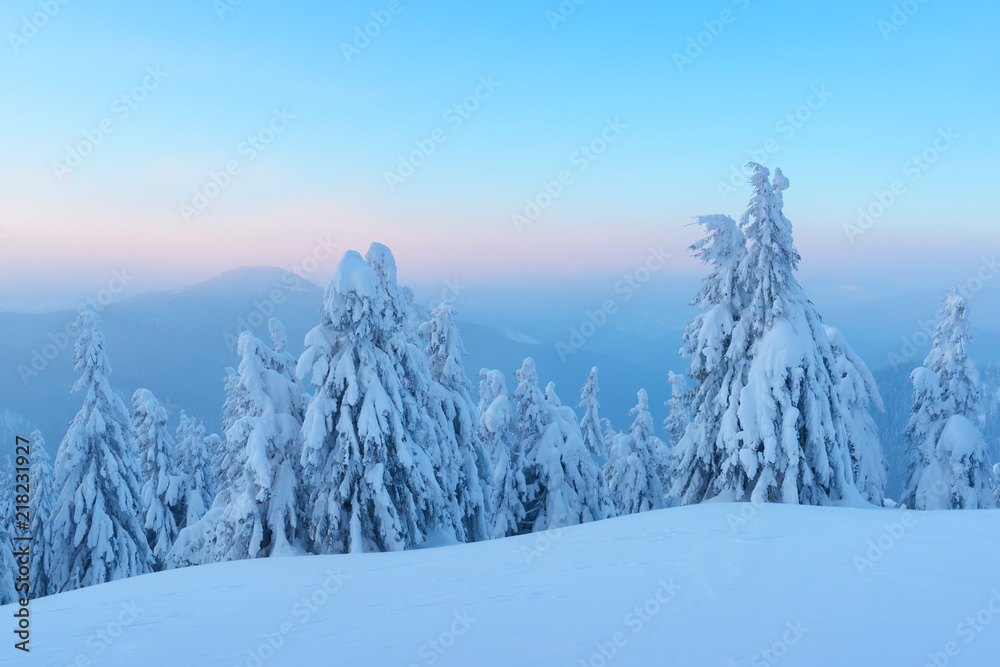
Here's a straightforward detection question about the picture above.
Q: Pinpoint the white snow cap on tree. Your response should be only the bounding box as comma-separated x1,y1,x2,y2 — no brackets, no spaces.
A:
901,291,995,510
420,304,495,542
49,304,152,593
605,389,667,515
578,367,608,465
514,358,615,532
825,326,888,505
132,389,183,570
478,368,526,539
671,165,866,506
298,249,452,554
28,431,55,598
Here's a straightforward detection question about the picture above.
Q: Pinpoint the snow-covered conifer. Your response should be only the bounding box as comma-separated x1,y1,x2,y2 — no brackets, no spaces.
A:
671,167,861,506
175,413,216,529
664,372,690,448
298,250,451,554
27,431,55,598
993,463,1000,507
478,369,526,538
133,389,182,570
420,304,494,542
49,304,152,593
514,359,614,532
0,513,15,605
605,389,667,515
668,214,747,505
826,327,888,505
901,291,994,509
578,367,607,465
213,327,306,560
0,457,15,604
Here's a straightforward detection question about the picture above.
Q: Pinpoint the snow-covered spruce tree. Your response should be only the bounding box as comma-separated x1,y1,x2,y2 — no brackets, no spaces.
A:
0,457,16,604
668,214,747,504
671,166,864,505
299,250,452,554
212,326,307,560
825,326,888,505
601,418,617,451
27,431,54,598
49,304,152,593
0,509,15,605
993,463,1000,507
605,389,668,515
420,304,494,542
664,372,690,449
578,367,608,465
367,245,471,543
477,368,526,538
900,291,994,509
132,389,182,570
514,358,614,532
175,412,216,529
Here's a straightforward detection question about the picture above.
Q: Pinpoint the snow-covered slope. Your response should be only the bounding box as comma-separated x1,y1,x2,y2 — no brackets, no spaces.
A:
13,503,1000,666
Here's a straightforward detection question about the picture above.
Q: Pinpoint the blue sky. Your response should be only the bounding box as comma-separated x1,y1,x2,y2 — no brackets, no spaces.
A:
1,0,997,310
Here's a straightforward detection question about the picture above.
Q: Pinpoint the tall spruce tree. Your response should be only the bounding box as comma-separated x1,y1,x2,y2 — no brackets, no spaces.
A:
513,358,614,532
133,389,183,570
578,367,607,465
299,250,451,554
49,304,152,593
605,389,668,515
27,431,55,598
671,166,871,505
477,368,526,538
420,304,494,542
211,326,306,560
901,291,995,509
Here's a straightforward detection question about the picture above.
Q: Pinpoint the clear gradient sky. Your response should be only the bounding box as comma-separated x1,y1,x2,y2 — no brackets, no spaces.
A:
1,0,997,311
